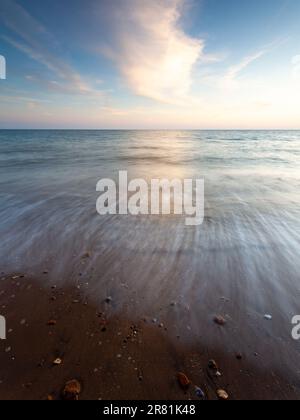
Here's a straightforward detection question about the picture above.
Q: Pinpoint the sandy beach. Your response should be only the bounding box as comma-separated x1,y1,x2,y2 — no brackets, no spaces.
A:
1,270,300,400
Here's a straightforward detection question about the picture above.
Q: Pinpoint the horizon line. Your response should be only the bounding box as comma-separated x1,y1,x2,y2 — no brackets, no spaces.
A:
1,128,300,131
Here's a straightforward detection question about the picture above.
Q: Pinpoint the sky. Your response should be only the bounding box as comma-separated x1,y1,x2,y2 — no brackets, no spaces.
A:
0,0,300,129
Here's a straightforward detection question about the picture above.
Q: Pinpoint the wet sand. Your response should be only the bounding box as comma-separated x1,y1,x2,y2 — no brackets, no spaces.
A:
0,273,299,400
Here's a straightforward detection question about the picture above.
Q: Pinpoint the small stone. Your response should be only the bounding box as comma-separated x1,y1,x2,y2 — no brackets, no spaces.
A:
264,314,272,320
53,358,62,366
215,371,222,378
38,359,45,368
195,386,205,400
81,252,91,259
214,316,226,326
105,297,112,304
47,320,57,326
208,359,218,370
217,389,229,400
20,319,26,326
177,372,191,390
5,347,11,353
62,379,81,401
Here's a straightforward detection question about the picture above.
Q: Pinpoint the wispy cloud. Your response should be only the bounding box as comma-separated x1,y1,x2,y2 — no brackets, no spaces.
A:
226,51,265,81
219,38,288,90
101,0,204,104
0,0,100,96
198,48,267,94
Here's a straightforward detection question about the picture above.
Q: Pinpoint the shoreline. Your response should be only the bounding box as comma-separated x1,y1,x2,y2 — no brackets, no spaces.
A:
0,273,299,400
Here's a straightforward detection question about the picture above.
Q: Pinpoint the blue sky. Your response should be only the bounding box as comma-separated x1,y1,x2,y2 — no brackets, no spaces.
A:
0,0,300,128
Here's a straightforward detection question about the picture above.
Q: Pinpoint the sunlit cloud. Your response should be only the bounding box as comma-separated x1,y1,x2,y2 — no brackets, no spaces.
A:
102,0,204,105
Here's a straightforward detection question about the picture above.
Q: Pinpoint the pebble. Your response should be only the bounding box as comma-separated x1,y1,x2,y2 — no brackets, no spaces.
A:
214,316,226,326
81,252,91,259
217,389,229,400
264,314,272,320
208,360,218,370
195,386,205,400
177,372,191,390
62,379,81,401
53,358,62,366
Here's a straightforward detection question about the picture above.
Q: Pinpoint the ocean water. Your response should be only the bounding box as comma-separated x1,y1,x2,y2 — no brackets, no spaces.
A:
1,130,300,370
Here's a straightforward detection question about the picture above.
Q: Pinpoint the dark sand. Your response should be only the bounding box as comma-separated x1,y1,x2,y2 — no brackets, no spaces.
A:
0,273,300,400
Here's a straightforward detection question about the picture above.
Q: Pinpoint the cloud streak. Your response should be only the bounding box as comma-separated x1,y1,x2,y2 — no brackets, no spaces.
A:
0,0,100,96
226,51,266,81
102,0,204,104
